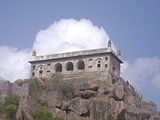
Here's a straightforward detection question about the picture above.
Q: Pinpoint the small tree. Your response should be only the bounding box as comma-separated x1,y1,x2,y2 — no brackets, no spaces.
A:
4,94,20,120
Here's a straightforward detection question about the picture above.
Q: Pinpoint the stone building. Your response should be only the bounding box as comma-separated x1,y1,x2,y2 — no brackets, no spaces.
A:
29,41,123,78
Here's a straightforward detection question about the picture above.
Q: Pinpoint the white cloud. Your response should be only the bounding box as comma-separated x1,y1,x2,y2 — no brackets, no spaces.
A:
0,18,110,81
153,74,160,89
122,57,160,89
33,18,110,55
0,46,31,82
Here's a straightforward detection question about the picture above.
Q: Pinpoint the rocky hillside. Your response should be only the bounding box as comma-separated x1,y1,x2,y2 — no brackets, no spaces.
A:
0,73,160,120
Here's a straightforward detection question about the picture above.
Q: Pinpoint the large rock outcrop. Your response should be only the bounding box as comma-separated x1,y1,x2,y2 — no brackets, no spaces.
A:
0,74,160,120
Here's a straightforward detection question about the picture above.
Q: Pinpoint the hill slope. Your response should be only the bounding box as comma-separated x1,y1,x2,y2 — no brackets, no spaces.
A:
0,73,160,120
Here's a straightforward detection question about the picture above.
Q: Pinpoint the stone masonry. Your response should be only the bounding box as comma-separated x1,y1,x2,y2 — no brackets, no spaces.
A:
29,41,123,78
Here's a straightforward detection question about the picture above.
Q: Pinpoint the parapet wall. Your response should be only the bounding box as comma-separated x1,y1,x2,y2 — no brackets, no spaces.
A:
31,48,119,62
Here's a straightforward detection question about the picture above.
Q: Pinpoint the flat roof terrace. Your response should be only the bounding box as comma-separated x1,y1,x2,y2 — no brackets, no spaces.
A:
29,47,123,64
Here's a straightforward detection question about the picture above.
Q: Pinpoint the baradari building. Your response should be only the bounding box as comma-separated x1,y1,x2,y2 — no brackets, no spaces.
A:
29,41,123,79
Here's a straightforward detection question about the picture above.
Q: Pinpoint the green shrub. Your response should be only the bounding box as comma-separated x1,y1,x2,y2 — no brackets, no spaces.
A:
33,107,64,120
37,98,48,107
5,94,20,106
33,107,53,120
33,106,65,120
5,104,17,118
4,94,20,120
117,115,126,120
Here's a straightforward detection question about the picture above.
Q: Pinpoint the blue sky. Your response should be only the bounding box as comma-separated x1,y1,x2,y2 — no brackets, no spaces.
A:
0,0,160,61
0,0,160,110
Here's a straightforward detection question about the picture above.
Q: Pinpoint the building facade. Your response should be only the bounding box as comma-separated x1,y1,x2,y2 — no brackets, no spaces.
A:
29,41,123,78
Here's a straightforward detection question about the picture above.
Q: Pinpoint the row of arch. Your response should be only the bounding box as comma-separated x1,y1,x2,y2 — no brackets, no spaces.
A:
35,58,106,77
55,60,85,72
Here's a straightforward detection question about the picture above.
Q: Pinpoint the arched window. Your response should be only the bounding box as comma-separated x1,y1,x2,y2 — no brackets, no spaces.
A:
66,62,73,71
37,65,45,77
55,63,62,72
96,58,102,70
77,60,85,70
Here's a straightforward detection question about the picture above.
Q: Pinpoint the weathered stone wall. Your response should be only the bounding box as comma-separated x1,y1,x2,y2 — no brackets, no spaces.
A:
0,81,12,96
12,82,29,96
31,54,111,78
0,80,29,97
109,55,121,77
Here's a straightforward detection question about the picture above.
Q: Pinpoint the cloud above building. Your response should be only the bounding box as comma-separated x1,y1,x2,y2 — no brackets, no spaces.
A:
33,18,109,55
